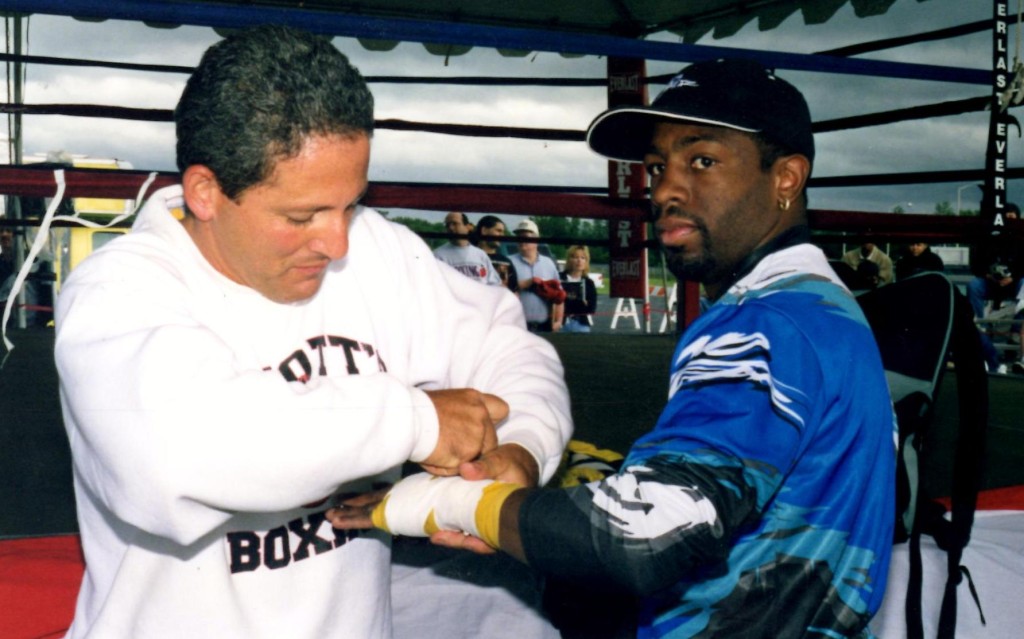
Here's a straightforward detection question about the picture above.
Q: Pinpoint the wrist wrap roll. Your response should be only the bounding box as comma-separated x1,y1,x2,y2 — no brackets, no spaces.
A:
371,472,519,548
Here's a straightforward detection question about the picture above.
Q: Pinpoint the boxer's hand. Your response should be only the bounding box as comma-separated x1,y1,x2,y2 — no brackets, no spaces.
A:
458,443,540,488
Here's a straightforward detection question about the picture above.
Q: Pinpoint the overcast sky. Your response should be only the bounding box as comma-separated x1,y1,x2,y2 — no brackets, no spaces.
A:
3,0,1006,220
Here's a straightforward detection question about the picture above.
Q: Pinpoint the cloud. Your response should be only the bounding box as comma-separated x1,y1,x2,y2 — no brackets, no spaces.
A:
817,113,991,176
369,130,594,187
29,15,217,65
25,70,185,109
21,115,174,171
377,86,602,128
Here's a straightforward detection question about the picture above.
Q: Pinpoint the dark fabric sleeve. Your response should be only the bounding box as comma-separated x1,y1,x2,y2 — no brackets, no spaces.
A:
583,277,598,314
969,243,992,278
505,260,519,293
518,488,616,581
517,455,760,596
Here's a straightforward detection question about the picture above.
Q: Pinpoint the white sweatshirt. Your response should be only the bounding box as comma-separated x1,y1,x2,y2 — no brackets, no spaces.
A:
54,185,572,638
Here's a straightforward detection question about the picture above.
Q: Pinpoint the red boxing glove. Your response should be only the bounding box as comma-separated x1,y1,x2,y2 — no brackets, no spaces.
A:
533,279,566,304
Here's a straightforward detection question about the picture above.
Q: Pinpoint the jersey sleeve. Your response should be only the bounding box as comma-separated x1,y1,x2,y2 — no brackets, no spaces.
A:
519,454,760,595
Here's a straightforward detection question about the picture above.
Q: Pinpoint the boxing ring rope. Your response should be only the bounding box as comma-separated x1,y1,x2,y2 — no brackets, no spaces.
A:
0,165,1021,241
2,165,1020,347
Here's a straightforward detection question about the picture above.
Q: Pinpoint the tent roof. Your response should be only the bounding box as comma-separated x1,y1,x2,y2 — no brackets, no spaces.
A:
172,0,928,43
6,0,979,85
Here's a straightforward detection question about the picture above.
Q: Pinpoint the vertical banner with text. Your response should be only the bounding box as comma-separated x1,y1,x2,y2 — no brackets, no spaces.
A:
984,0,1013,235
606,57,649,301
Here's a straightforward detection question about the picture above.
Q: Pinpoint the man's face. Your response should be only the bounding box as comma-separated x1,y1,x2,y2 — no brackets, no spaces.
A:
479,222,505,251
187,133,370,304
909,242,927,257
444,213,471,245
644,122,784,295
516,232,538,259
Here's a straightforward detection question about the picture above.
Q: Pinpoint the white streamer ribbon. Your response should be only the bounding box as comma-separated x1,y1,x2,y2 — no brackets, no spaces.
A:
2,169,158,363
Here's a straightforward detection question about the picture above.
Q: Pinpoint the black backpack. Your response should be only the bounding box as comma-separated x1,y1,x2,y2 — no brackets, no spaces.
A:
856,271,989,639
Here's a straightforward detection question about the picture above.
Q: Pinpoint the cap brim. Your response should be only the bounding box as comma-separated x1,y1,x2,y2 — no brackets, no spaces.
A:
586,107,758,163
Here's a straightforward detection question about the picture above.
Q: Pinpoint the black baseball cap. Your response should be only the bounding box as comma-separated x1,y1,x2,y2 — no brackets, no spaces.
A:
586,58,814,164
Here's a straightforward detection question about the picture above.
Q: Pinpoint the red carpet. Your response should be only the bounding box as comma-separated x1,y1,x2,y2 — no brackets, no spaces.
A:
0,535,82,639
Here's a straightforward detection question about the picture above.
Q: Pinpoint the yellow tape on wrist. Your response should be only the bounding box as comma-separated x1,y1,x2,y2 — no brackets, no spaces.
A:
369,490,462,537
370,496,390,532
474,482,521,548
424,511,440,536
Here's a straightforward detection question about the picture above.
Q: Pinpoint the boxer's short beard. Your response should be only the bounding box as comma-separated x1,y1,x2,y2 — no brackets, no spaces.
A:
657,210,718,284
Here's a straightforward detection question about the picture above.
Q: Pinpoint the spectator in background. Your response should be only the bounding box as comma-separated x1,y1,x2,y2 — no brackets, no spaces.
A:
1012,206,1024,374
0,227,52,328
855,260,882,290
842,241,894,285
967,204,1024,374
434,211,502,287
0,228,14,287
967,203,1023,319
510,219,564,332
559,245,597,333
472,214,518,293
895,241,945,281
0,228,15,327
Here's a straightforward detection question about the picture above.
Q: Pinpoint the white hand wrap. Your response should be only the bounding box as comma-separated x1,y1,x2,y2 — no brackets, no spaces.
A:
374,472,494,538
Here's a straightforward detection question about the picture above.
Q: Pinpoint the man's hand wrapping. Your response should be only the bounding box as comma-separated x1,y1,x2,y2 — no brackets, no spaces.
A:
420,389,507,475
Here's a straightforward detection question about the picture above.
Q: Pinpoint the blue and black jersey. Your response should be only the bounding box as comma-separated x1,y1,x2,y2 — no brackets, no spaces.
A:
520,244,896,638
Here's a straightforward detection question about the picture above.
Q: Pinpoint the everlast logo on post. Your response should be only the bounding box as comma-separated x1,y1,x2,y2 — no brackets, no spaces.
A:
609,73,639,93
611,259,641,278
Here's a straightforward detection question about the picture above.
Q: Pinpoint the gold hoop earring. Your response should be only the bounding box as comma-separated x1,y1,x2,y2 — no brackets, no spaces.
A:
778,198,790,211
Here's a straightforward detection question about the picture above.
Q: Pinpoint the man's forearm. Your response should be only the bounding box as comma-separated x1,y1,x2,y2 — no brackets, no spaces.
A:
551,302,565,326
